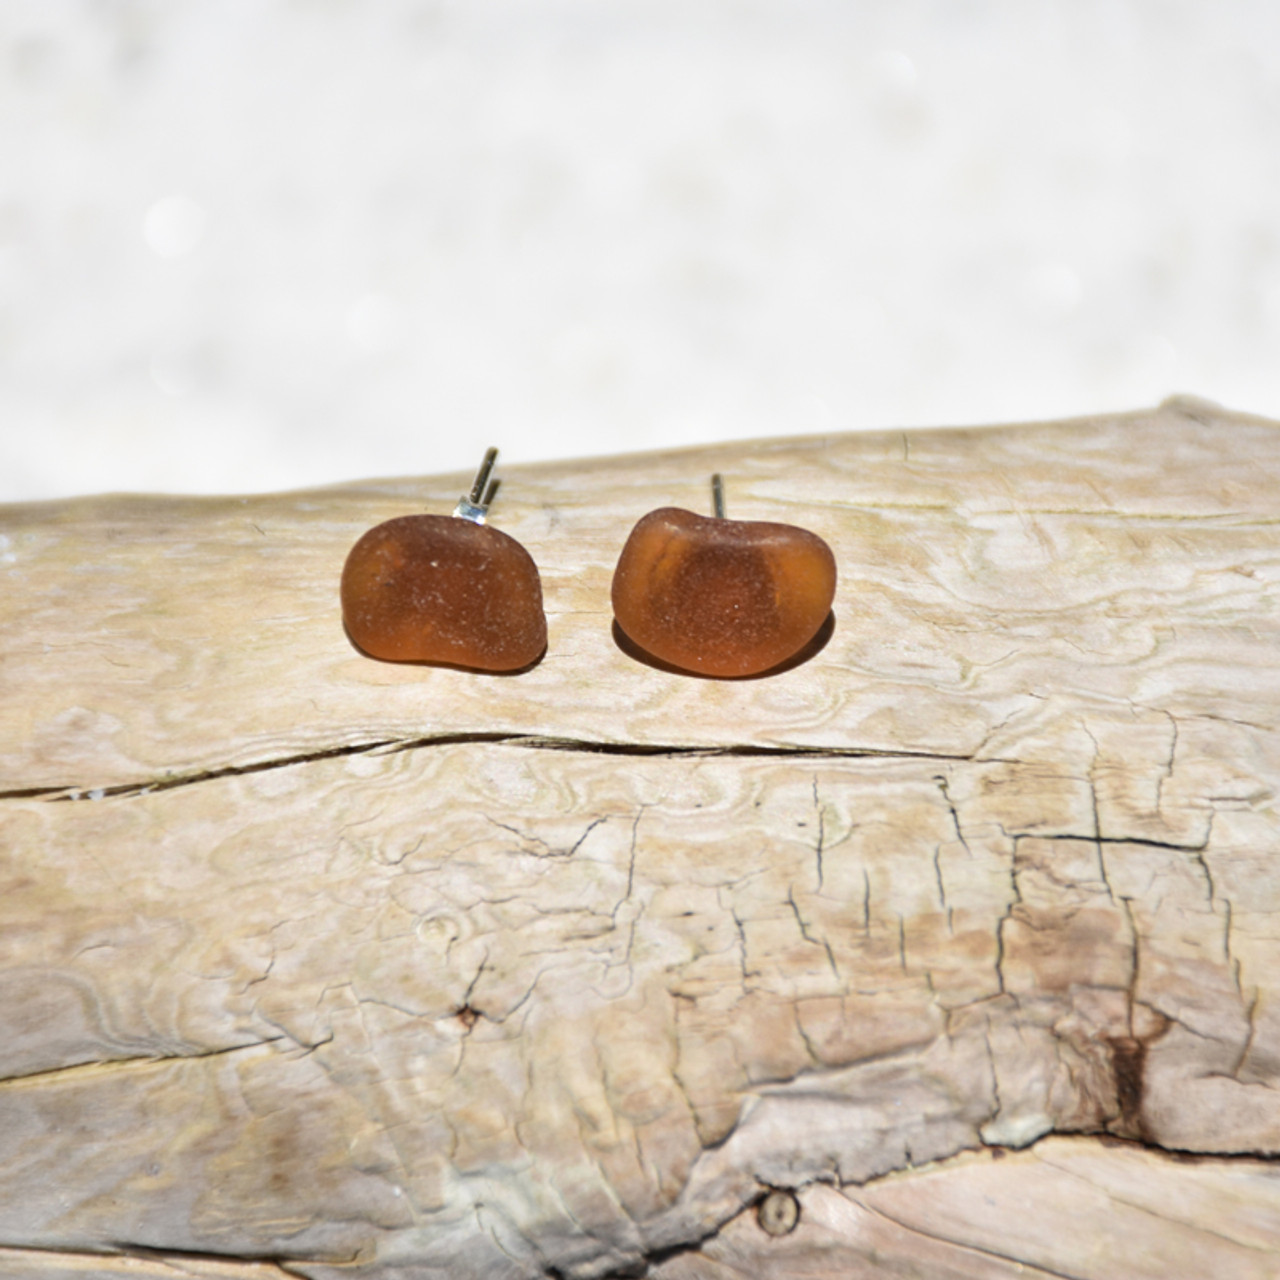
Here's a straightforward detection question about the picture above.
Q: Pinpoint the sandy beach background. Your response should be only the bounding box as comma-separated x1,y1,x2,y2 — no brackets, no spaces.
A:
3,1,1278,501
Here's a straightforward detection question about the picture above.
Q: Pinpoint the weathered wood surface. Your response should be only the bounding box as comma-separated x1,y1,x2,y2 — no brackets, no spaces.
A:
1,397,1279,1278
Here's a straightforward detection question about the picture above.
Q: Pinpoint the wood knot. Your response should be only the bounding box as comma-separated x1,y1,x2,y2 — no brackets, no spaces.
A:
757,1188,800,1236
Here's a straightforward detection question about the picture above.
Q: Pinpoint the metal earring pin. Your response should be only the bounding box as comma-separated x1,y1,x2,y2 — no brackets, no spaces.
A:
341,447,547,671
610,473,836,678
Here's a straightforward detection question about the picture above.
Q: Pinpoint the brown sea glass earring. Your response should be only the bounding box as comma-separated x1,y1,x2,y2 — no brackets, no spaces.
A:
611,474,837,678
341,448,547,671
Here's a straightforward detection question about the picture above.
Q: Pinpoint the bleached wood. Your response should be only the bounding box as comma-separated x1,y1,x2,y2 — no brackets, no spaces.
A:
1,398,1279,1277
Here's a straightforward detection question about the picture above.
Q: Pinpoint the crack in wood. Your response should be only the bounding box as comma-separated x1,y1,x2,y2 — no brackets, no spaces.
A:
0,1036,287,1089
117,1242,342,1276
0,734,984,804
0,1241,312,1278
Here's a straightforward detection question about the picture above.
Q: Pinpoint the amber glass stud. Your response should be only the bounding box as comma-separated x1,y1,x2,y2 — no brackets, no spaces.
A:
611,474,837,678
341,447,547,671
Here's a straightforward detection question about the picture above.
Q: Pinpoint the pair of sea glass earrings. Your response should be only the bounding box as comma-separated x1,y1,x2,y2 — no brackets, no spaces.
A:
341,448,837,678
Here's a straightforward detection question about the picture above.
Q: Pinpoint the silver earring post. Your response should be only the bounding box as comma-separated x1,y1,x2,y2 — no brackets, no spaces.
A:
453,447,500,524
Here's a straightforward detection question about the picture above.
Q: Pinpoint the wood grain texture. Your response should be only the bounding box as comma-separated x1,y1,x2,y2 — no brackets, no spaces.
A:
1,397,1279,1277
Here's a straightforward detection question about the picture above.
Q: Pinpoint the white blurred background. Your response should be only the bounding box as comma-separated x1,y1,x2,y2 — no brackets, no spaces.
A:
3,0,1279,502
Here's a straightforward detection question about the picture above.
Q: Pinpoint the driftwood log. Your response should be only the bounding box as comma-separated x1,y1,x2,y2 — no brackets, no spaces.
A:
2,397,1280,1278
